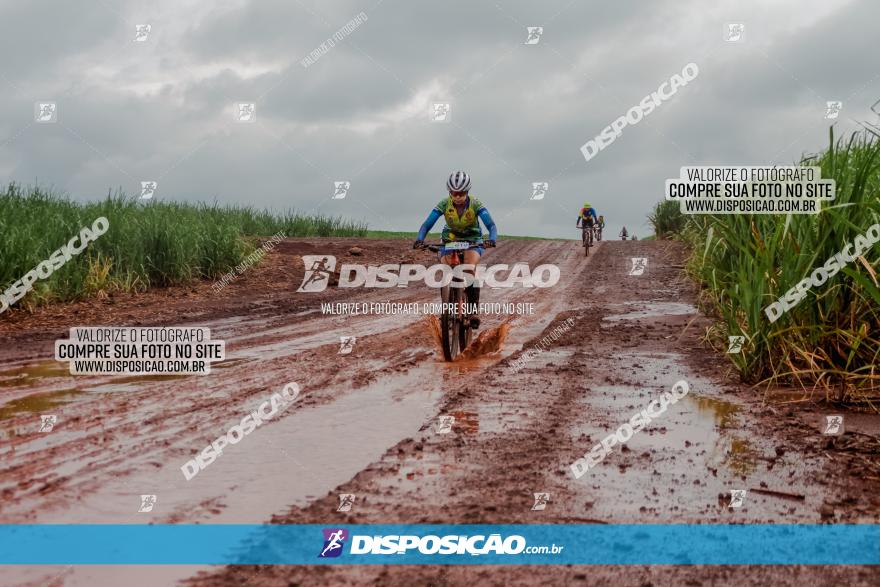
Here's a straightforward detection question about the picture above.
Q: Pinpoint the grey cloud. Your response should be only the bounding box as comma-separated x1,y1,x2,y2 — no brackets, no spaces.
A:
1,0,878,241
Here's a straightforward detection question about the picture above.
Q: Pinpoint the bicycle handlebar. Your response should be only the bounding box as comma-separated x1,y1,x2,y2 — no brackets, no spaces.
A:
424,241,481,253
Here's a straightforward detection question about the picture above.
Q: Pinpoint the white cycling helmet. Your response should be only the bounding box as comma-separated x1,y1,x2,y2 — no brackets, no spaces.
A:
446,171,471,193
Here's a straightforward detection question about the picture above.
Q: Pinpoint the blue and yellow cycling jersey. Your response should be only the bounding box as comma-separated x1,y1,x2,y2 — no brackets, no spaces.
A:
579,206,598,222
417,195,497,242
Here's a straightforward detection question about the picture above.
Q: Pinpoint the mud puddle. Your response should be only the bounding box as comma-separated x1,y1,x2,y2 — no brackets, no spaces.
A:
0,387,82,421
2,360,457,587
22,361,449,524
0,388,82,442
0,359,189,433
603,302,697,322
568,351,824,522
239,312,425,360
0,361,70,388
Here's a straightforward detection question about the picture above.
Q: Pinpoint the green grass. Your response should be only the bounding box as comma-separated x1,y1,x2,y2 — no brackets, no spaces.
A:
647,200,686,239
0,184,563,314
0,184,367,309
681,128,880,402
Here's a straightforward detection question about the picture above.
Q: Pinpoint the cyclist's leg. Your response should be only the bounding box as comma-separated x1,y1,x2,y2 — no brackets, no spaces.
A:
438,249,475,299
462,249,481,264
462,249,480,301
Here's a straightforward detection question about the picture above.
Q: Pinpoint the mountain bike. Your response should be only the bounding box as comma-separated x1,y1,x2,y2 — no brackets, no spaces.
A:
425,241,479,360
580,220,595,256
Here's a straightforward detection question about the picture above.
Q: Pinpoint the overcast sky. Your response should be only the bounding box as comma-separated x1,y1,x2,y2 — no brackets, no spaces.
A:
1,0,878,238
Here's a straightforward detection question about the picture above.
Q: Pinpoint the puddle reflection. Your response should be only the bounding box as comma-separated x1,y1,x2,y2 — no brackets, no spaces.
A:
0,361,70,388
0,388,82,421
683,395,758,475
689,395,740,429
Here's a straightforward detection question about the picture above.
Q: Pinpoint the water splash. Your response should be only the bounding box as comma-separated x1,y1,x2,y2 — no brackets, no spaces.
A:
457,322,510,360
422,315,444,354
421,316,510,361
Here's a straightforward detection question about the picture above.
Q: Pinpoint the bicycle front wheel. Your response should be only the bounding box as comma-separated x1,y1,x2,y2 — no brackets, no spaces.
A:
441,287,461,361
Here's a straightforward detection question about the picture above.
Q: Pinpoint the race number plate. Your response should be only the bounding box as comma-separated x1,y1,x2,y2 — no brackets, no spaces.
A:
444,241,470,250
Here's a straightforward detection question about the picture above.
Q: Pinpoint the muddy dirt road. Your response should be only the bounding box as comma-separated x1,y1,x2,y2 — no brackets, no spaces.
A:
1,238,877,586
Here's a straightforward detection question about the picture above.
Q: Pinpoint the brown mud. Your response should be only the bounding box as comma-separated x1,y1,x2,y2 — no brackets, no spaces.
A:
0,238,877,586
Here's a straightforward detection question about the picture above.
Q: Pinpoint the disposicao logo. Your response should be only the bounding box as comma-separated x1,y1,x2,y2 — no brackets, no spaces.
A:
298,255,336,292
317,529,563,557
297,255,560,292
319,528,349,558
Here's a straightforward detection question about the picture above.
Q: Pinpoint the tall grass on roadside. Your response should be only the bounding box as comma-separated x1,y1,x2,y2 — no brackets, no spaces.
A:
683,129,880,403
0,184,368,309
647,200,686,239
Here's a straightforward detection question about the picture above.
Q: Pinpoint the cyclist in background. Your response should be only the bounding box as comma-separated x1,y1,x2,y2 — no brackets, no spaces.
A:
413,171,497,329
620,226,629,240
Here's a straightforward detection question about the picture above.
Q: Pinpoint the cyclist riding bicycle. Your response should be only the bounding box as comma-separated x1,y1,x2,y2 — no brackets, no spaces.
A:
413,171,498,329
576,202,599,229
620,226,629,240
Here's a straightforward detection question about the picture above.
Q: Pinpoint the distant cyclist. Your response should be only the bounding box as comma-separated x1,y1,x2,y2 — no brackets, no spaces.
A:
413,171,498,329
620,226,629,240
576,202,598,230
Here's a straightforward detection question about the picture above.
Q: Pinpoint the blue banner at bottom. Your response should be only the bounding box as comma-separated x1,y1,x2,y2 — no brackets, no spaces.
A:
0,524,877,565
